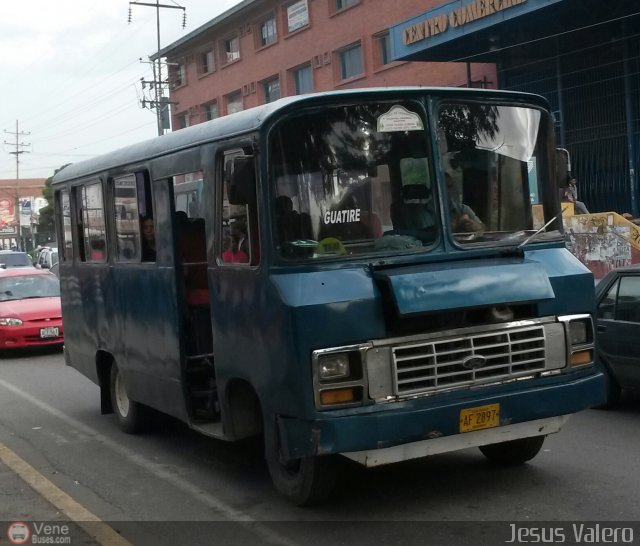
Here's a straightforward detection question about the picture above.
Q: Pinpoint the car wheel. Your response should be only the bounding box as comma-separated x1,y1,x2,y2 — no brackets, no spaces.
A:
479,435,545,465
109,363,147,434
264,416,337,506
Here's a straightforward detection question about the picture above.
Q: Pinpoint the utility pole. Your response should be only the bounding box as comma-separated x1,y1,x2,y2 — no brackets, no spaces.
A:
3,120,30,251
129,1,186,136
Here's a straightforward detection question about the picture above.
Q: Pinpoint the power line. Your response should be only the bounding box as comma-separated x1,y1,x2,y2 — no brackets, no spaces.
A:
2,121,31,250
129,0,186,136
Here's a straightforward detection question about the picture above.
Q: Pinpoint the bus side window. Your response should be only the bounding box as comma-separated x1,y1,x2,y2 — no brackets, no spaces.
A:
113,171,154,262
220,150,258,266
72,182,106,263
55,190,73,262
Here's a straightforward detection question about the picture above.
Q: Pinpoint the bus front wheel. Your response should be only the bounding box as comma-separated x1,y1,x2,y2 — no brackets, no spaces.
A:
479,435,545,465
110,363,147,434
264,419,337,506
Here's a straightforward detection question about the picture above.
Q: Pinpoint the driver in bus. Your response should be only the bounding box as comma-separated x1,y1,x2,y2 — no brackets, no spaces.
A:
443,152,485,234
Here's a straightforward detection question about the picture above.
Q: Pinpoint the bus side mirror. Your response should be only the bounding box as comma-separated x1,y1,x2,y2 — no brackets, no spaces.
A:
228,156,256,205
556,148,571,187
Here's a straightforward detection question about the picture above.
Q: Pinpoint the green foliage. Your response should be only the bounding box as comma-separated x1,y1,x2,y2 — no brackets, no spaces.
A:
36,164,70,239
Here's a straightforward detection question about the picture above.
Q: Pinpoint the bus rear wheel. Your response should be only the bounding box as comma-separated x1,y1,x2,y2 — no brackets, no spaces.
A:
264,419,337,506
479,435,545,465
110,363,147,434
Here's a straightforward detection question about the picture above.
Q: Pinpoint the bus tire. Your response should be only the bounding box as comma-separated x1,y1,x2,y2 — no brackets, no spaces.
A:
110,363,147,434
264,419,337,506
479,435,545,465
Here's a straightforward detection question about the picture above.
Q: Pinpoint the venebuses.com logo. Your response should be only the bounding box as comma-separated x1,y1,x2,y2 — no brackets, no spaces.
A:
7,522,30,545
6,521,71,544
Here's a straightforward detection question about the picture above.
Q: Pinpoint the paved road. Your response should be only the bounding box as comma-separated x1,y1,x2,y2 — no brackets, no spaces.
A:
1,350,640,545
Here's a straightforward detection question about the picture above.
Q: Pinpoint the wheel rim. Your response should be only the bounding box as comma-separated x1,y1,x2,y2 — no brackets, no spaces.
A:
114,371,130,417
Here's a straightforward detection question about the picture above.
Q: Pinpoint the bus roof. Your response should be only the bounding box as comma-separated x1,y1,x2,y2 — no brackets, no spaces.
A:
52,86,547,185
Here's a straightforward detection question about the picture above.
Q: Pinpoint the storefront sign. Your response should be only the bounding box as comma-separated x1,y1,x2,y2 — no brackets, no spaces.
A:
403,0,528,45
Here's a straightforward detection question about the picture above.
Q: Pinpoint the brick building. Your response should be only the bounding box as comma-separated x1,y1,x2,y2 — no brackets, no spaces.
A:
153,0,496,130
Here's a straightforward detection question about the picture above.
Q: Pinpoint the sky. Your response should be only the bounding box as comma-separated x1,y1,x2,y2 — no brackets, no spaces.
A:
0,0,241,181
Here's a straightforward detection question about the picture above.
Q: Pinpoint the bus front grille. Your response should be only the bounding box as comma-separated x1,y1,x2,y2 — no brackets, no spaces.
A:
391,325,547,396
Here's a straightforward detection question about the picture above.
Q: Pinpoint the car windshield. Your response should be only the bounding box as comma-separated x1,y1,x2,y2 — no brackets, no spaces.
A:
0,253,32,267
0,275,60,302
437,102,560,246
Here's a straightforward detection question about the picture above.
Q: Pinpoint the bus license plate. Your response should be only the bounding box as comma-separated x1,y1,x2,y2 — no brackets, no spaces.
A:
459,403,500,433
40,326,59,339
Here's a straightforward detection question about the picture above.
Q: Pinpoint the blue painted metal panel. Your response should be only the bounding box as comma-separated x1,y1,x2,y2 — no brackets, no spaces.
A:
375,258,554,316
390,0,564,61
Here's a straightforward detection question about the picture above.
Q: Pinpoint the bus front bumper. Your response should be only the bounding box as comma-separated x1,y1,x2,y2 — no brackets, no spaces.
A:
278,370,605,464
343,414,568,467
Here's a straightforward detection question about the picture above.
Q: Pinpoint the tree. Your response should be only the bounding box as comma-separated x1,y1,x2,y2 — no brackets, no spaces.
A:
36,164,70,243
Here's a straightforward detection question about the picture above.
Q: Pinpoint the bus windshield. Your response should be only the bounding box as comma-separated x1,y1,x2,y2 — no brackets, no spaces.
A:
269,101,436,260
269,100,558,260
437,101,557,246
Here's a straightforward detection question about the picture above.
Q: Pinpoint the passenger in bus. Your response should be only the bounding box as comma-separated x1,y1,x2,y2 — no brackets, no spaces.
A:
441,151,484,232
90,239,106,261
234,222,249,257
445,173,485,233
141,216,156,261
222,232,249,263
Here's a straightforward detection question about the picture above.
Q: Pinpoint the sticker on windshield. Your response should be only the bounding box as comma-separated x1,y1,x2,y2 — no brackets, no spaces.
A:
323,209,361,225
316,237,346,256
377,106,424,133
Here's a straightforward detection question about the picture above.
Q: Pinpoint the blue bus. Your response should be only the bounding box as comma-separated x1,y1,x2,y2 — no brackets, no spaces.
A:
52,87,604,505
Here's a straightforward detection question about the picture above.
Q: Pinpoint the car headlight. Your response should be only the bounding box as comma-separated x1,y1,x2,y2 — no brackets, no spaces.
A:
318,353,350,381
0,317,23,326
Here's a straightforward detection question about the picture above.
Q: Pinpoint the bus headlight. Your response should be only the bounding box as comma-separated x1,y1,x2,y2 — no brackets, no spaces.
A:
568,320,588,345
313,346,367,410
318,353,350,380
558,315,595,369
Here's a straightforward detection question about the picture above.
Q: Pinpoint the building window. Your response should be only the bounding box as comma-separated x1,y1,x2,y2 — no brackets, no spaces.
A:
292,64,312,94
223,35,240,64
335,0,359,10
203,101,218,121
338,42,363,80
198,48,215,75
286,0,309,33
226,91,243,114
259,16,277,47
171,61,186,88
374,32,392,67
177,112,190,129
263,78,281,103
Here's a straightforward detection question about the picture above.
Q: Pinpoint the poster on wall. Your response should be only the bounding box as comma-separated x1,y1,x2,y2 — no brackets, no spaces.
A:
0,198,17,235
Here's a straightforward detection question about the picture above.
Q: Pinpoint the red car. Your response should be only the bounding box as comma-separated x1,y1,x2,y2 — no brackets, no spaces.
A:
0,268,63,349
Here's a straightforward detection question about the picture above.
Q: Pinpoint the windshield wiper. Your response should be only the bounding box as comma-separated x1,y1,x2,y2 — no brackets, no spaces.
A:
517,208,565,249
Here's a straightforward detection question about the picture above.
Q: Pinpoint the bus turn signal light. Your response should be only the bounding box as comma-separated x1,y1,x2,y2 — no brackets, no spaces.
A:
320,388,355,405
570,350,592,366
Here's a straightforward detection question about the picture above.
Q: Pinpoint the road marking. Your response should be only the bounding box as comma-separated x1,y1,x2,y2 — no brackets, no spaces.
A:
0,441,133,546
0,377,297,546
